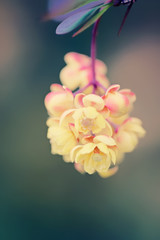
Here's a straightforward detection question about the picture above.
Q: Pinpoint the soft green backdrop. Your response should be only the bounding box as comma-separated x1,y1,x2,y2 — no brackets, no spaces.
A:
0,0,160,239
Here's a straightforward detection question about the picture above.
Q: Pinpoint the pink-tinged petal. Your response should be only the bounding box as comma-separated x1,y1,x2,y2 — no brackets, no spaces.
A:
50,83,64,92
119,89,136,102
69,123,79,139
64,52,90,66
59,109,75,126
105,84,120,95
103,85,133,117
98,166,119,178
83,94,104,111
94,135,117,146
64,86,74,96
74,93,85,108
124,117,142,125
100,106,110,118
45,88,74,116
81,135,95,144
74,163,85,174
104,96,119,113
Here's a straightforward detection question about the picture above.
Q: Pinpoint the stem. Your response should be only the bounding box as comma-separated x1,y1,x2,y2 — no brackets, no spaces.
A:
91,18,101,85
74,18,105,96
73,82,91,96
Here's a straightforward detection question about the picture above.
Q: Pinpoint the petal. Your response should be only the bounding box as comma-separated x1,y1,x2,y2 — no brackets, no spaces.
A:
74,93,85,108
96,143,109,155
60,66,81,90
122,118,146,137
45,88,74,116
59,109,75,126
109,148,117,165
119,89,136,102
95,157,110,172
78,143,95,155
98,166,119,178
63,155,71,163
94,135,117,146
46,117,59,127
70,145,82,163
50,83,64,92
83,107,98,119
92,114,106,134
74,163,85,174
84,156,95,174
64,52,90,66
116,131,138,152
98,118,113,136
105,84,120,95
83,94,104,111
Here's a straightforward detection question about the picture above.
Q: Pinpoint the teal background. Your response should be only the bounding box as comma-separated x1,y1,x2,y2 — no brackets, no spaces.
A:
0,0,160,239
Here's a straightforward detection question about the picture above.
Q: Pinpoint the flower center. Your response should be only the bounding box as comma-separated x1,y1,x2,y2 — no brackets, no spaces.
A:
92,147,103,162
92,153,103,162
81,118,93,129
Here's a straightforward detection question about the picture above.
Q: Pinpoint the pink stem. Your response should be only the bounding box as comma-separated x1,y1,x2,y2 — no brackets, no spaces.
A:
91,18,101,86
73,82,91,96
74,18,107,96
95,81,107,92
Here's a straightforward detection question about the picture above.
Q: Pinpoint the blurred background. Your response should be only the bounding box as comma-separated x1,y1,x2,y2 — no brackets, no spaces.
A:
0,0,160,239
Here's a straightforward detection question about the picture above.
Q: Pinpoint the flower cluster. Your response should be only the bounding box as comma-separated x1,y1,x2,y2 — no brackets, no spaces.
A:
45,52,145,178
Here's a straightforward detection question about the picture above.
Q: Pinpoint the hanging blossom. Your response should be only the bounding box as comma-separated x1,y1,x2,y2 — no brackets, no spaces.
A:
44,52,146,178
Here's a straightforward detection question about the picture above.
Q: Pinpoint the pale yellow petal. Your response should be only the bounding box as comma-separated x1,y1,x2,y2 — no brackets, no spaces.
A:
70,145,82,163
98,166,119,178
94,135,116,146
96,143,109,155
109,148,117,165
83,94,104,111
116,131,138,152
83,107,98,119
78,143,95,155
63,155,72,163
60,109,75,126
84,156,95,174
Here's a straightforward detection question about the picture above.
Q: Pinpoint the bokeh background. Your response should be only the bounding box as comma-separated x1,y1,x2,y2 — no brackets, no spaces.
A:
0,0,160,239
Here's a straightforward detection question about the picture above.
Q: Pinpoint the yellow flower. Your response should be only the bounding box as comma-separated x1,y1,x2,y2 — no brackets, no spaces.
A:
60,52,109,95
60,93,112,136
114,118,146,152
47,123,77,156
73,107,107,134
71,135,117,176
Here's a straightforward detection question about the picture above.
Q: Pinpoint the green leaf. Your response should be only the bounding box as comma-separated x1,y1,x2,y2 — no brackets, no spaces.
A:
73,3,113,37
